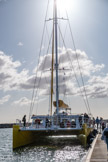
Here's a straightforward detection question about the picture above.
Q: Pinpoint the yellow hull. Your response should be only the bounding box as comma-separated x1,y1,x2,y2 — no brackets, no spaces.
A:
13,125,36,149
13,124,93,149
78,124,93,147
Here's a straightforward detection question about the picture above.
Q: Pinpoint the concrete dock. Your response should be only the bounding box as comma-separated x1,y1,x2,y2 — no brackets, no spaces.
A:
85,134,108,162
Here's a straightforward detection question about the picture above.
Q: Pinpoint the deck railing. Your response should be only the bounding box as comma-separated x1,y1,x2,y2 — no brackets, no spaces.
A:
30,115,93,129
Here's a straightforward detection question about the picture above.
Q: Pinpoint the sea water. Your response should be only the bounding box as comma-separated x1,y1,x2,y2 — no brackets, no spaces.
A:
0,128,87,162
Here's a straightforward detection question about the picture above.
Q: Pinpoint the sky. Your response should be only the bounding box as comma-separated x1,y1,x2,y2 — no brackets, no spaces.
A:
0,0,108,123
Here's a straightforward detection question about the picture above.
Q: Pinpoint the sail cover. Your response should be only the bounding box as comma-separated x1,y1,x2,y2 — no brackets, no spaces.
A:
53,100,71,109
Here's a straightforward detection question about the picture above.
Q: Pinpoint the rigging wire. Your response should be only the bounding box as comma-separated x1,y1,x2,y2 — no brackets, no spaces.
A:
55,2,92,115
28,25,55,121
57,24,91,115
57,7,69,104
57,5,89,112
35,24,50,115
65,11,92,115
28,0,50,122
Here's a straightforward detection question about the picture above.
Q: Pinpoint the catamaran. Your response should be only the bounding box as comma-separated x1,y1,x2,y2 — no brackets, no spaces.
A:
13,0,93,149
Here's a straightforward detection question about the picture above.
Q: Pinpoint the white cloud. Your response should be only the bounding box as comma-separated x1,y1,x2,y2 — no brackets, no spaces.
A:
13,97,31,106
34,49,104,76
17,42,23,46
0,49,107,99
86,75,108,98
0,51,29,91
13,97,46,106
25,48,106,98
0,95,11,105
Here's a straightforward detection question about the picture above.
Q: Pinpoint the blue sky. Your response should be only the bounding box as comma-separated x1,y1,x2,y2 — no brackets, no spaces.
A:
0,0,108,123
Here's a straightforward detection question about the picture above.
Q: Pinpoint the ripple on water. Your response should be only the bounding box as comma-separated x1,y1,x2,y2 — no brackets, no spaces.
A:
0,129,87,162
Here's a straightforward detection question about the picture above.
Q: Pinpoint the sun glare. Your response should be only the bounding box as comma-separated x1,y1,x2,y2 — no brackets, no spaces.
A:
57,0,77,13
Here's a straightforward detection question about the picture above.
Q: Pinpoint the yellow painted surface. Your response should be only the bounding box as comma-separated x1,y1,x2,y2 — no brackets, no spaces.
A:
78,134,87,147
13,125,35,149
78,124,93,147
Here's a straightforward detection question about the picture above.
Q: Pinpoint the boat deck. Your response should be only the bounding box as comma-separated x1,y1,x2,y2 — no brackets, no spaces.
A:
19,126,83,136
20,127,82,131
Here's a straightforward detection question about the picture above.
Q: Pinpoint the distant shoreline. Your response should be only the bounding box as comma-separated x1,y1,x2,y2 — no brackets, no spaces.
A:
0,123,16,128
0,123,31,128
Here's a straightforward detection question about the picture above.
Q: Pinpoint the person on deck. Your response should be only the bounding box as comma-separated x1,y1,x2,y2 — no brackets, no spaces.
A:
101,124,108,152
84,113,89,123
102,122,106,131
22,115,26,127
93,117,95,128
45,118,49,128
99,117,103,129
87,131,95,147
35,119,40,128
95,117,100,129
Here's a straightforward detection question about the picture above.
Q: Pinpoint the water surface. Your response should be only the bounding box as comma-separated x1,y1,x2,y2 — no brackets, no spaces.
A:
0,128,87,161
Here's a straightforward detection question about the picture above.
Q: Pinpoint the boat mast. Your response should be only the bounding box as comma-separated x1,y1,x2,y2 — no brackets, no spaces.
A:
54,0,59,117
50,12,54,116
